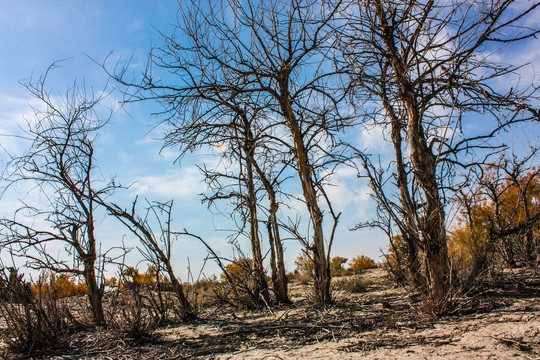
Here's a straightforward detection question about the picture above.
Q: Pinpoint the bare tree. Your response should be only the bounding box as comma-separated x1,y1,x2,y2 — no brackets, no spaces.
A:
107,0,349,304
339,0,539,313
103,198,196,320
0,63,117,325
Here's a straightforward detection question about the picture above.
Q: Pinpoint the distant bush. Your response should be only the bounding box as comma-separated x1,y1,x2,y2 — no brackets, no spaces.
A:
120,266,159,286
330,256,348,276
348,255,377,274
221,258,253,284
31,274,88,298
217,258,270,308
187,275,221,307
335,277,374,293
292,253,314,284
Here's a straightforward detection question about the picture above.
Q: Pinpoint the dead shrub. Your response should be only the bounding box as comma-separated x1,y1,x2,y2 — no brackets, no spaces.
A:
106,289,158,341
105,269,173,340
0,269,81,354
215,258,268,308
186,275,221,308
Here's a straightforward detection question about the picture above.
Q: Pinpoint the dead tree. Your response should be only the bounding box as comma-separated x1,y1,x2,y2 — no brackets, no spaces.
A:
339,0,540,313
107,0,349,304
0,63,117,325
201,142,272,305
103,199,196,320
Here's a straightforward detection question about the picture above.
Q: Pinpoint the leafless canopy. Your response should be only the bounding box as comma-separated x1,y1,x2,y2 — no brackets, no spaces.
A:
0,62,118,325
338,0,539,313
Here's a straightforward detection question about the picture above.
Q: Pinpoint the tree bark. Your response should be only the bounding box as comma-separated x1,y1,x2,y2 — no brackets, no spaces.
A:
375,0,451,312
383,94,427,290
83,259,105,326
278,76,330,304
243,141,271,304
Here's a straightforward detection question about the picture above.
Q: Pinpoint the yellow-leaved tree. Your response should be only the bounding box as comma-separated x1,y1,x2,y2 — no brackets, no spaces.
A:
450,162,539,283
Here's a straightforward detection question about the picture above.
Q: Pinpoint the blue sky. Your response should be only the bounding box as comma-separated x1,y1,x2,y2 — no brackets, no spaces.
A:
0,1,387,279
1,1,538,280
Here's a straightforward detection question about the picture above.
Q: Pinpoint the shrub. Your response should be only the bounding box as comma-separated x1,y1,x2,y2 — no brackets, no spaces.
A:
384,235,410,285
292,252,314,283
120,266,158,286
330,256,348,276
0,269,80,354
348,255,377,274
221,258,253,284
31,274,88,298
106,287,159,341
187,275,221,307
335,277,374,293
216,258,268,308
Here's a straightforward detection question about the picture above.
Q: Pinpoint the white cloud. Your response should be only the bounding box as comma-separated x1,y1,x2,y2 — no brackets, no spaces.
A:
130,166,205,198
0,93,44,158
355,124,392,154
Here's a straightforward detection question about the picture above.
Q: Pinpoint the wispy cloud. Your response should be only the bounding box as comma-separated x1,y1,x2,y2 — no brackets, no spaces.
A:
130,166,205,199
0,93,44,158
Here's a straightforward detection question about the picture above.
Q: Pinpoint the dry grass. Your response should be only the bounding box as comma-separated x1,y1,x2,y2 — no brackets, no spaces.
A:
1,267,539,359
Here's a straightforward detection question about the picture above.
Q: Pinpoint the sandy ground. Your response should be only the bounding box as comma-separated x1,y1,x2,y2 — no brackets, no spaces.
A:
149,268,539,360
1,267,539,359
208,297,539,359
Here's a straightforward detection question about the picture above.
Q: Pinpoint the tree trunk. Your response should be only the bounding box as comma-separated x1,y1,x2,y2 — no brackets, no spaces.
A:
375,0,451,313
278,77,330,304
408,128,451,311
83,260,105,326
84,218,105,326
240,114,289,303
384,95,427,290
525,230,535,265
168,267,196,320
267,220,280,299
244,145,270,304
267,196,290,303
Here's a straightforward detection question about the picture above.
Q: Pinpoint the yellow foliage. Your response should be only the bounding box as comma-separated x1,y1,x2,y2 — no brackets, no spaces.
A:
120,266,159,287
449,168,540,269
31,274,88,298
387,235,406,267
330,256,348,276
104,277,117,288
294,253,314,274
221,258,252,283
348,255,376,274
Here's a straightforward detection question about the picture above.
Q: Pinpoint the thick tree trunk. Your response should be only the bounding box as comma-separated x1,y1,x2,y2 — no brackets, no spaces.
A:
83,260,105,326
278,78,330,304
375,0,451,313
84,219,105,326
408,122,451,311
384,96,427,290
267,221,280,298
267,196,290,303
244,146,271,304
